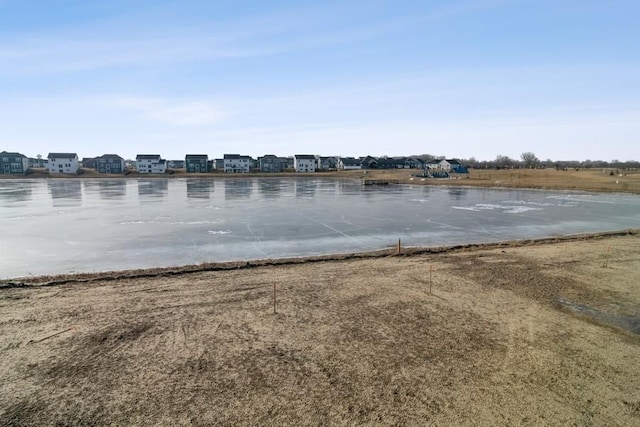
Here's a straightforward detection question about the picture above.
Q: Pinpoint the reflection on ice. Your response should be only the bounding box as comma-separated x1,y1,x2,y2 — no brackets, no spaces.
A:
138,179,168,198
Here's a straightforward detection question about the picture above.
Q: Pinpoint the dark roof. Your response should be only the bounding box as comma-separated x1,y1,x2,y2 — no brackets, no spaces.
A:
445,159,462,165
48,152,77,159
0,151,26,158
340,157,361,166
224,154,251,160
136,154,161,160
97,154,124,160
259,154,278,159
295,154,316,160
185,154,208,160
377,157,398,165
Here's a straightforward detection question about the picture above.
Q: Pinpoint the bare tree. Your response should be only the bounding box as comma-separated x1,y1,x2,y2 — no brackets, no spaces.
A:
495,154,514,169
521,152,539,168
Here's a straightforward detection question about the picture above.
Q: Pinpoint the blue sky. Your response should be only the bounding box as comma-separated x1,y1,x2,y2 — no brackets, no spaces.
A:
1,0,638,161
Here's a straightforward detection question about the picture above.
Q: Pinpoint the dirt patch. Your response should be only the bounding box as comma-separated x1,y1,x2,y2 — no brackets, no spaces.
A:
1,234,640,425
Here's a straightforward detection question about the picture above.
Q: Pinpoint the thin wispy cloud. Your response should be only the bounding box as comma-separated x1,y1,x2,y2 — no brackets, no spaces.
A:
108,96,229,126
0,0,511,75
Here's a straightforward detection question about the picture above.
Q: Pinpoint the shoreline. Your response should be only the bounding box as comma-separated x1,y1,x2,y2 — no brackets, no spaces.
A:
2,225,639,424
4,228,637,287
2,167,639,195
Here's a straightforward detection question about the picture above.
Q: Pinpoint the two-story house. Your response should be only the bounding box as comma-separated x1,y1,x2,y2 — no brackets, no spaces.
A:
95,154,125,174
47,153,79,174
294,155,317,173
0,151,29,175
318,156,337,170
185,154,209,173
258,155,284,172
223,154,251,173
136,154,167,174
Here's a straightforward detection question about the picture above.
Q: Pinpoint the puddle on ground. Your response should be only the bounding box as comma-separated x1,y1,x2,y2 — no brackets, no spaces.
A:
555,297,640,335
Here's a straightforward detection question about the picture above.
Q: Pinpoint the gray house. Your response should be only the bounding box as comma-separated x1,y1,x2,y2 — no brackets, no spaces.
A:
258,155,284,172
280,157,294,170
96,154,126,174
318,156,337,170
28,157,46,168
0,151,29,175
185,154,209,173
168,160,185,169
82,157,97,169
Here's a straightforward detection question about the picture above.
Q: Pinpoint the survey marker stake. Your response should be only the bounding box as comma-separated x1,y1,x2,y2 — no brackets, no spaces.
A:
273,283,277,314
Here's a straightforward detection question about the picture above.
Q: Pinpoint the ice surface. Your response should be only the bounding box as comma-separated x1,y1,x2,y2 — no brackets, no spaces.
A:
1,178,639,278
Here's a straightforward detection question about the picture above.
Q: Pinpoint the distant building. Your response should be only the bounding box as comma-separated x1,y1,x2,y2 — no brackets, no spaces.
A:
223,154,251,173
28,157,46,168
318,156,337,170
82,157,97,169
360,156,378,169
280,157,294,170
95,154,125,174
185,154,209,173
213,158,224,170
168,160,184,169
337,157,362,170
0,151,29,175
294,155,317,173
136,154,167,174
439,159,468,174
47,153,79,174
375,157,398,169
258,155,284,173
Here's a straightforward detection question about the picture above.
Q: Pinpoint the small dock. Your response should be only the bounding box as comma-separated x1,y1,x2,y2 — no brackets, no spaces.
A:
362,179,399,186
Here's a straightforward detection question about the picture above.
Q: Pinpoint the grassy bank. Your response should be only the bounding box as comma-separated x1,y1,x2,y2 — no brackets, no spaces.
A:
1,232,639,425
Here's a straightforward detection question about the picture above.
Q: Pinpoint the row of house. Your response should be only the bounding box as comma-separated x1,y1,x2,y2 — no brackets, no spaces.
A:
1,151,467,175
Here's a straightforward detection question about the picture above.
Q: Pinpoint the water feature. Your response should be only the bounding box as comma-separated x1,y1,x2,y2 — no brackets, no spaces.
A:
1,178,639,278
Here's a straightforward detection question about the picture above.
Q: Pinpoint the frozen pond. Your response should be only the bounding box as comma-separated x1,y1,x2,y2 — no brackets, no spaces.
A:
1,178,639,278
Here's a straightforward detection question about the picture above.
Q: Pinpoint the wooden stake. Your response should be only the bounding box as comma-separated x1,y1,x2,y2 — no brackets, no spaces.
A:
273,283,277,314
604,246,611,268
397,238,401,254
429,265,434,295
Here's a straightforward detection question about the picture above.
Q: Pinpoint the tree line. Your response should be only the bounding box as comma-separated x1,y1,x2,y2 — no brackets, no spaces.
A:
411,152,640,170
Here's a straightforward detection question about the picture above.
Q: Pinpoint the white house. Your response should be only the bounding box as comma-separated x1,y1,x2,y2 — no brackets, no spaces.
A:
294,155,317,172
337,157,362,170
439,159,468,173
223,154,251,173
136,154,167,174
47,152,79,174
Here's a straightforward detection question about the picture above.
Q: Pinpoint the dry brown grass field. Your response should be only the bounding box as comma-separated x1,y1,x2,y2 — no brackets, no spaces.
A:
1,232,640,426
357,167,640,194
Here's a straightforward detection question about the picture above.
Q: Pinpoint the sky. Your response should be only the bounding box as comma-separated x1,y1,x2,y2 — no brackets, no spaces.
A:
1,0,639,162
